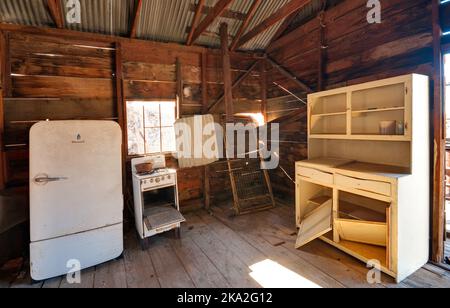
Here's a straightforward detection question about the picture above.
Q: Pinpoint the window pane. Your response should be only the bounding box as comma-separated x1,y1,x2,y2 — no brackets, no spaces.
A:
161,102,176,127
146,128,161,154
127,102,145,155
161,127,176,153
144,103,160,127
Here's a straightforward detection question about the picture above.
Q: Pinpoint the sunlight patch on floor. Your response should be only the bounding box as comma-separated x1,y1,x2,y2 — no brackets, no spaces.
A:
249,259,322,288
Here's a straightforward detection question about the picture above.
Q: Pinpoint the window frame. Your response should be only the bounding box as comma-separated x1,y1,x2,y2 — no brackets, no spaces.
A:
126,100,177,158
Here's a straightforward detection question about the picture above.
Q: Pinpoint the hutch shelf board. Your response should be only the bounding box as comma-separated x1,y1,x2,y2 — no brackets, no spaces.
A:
295,74,430,283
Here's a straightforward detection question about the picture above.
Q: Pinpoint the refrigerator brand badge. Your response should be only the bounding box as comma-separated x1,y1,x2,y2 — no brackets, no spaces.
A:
72,134,85,144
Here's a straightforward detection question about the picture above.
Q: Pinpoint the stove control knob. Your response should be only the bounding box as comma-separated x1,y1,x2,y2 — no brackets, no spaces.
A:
167,175,171,180
161,176,165,181
150,179,154,183
156,178,161,183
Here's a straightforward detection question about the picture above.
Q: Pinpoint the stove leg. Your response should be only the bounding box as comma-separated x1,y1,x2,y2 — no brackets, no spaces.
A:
174,227,181,239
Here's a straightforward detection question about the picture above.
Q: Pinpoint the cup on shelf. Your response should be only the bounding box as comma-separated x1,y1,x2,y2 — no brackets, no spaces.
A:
379,121,397,135
396,122,405,135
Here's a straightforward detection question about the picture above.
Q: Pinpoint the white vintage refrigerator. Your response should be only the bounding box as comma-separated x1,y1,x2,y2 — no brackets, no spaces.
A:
29,121,124,281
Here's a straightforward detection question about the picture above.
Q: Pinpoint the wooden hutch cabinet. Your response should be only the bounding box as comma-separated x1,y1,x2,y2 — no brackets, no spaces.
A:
295,74,430,283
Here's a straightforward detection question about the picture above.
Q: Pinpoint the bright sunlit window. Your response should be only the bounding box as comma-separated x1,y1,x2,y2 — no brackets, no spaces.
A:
127,101,176,156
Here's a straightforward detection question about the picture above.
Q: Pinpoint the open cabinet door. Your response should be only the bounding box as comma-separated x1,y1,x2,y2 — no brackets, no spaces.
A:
296,199,333,248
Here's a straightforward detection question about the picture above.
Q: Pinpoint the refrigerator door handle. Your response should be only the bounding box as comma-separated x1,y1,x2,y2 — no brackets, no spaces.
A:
34,174,69,185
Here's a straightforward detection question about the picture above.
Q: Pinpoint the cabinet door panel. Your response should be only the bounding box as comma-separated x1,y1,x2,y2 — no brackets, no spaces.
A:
296,199,333,248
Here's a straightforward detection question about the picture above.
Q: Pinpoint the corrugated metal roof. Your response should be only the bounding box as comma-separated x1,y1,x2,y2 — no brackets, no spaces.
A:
137,0,193,43
62,0,134,37
0,0,53,27
0,0,320,51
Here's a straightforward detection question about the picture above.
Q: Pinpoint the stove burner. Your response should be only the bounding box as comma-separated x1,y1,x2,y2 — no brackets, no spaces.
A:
137,168,170,177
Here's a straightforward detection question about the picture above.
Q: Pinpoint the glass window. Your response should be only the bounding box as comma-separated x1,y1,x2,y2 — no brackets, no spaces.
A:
127,101,176,156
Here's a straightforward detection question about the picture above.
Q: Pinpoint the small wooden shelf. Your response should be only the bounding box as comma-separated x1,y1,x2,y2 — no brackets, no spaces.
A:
309,134,410,142
352,106,405,115
311,111,348,118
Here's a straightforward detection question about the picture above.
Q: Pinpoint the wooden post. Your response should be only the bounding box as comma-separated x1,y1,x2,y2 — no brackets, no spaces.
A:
201,52,208,114
201,51,211,210
0,31,8,189
1,32,11,98
260,60,267,123
220,23,234,123
115,42,127,192
176,58,183,119
317,10,327,91
431,0,445,264
0,90,4,190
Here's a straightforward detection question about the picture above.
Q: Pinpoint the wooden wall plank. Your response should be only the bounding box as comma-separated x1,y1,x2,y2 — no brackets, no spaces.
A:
12,76,113,99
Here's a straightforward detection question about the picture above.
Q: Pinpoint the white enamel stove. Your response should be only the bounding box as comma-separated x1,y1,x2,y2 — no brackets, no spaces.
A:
132,155,184,247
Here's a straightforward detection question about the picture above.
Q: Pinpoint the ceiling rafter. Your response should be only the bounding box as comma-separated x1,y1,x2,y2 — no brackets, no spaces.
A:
188,0,235,46
188,3,247,21
236,0,311,49
187,0,206,45
46,0,64,29
230,0,262,51
130,0,144,38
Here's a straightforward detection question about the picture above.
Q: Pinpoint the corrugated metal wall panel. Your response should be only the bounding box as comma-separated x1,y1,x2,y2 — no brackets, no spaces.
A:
0,0,53,27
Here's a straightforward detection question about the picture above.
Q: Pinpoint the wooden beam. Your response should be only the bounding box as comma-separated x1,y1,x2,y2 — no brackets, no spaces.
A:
115,42,127,192
176,58,183,119
207,60,260,112
317,11,326,91
187,0,206,46
236,0,311,49
220,23,234,123
188,0,234,46
204,165,211,210
268,106,307,124
0,23,206,53
260,60,267,122
0,90,4,190
130,0,144,38
230,0,262,51
266,56,313,93
201,52,208,113
0,32,11,98
269,12,297,45
46,0,64,29
431,0,445,264
189,3,247,21
0,32,6,188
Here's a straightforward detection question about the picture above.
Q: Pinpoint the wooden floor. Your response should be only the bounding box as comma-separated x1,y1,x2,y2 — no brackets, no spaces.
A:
446,240,450,259
2,203,450,288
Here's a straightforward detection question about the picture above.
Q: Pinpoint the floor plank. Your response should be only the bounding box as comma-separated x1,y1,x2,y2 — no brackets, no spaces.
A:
2,202,450,289
93,258,127,288
42,276,62,289
170,233,231,288
184,213,260,288
123,233,160,288
264,205,398,288
59,268,95,288
10,271,43,289
206,208,345,288
147,236,195,288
